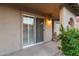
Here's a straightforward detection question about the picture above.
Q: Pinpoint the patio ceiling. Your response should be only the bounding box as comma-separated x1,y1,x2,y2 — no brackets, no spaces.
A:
20,3,79,17
19,3,62,19
1,3,78,19
1,3,62,19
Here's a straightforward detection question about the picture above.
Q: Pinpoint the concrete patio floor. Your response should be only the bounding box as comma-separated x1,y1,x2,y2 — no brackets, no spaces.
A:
6,41,63,56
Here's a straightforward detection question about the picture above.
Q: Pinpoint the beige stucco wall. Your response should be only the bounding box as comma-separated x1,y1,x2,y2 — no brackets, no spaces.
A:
44,17,52,42
60,7,76,29
0,6,21,55
60,7,64,25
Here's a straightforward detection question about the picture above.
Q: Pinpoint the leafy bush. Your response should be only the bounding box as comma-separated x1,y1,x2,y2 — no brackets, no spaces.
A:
58,25,79,56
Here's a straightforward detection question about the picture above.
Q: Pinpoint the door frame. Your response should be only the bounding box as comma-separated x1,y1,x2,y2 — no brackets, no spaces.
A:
22,15,36,48
21,14,45,48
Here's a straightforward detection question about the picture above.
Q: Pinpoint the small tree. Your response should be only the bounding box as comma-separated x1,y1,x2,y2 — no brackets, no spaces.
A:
58,25,79,56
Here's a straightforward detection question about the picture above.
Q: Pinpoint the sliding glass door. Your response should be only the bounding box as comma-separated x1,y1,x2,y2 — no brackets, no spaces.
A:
23,17,36,46
23,16,44,47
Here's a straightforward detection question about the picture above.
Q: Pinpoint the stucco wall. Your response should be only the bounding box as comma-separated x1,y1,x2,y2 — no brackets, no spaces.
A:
60,7,76,29
44,17,52,42
0,6,21,55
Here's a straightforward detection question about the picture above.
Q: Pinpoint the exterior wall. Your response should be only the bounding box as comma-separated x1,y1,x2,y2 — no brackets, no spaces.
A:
60,7,76,29
60,7,64,25
0,6,21,55
44,17,52,42
0,5,53,55
76,16,79,29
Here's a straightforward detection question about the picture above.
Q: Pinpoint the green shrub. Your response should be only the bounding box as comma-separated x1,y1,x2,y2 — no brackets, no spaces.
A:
58,25,79,56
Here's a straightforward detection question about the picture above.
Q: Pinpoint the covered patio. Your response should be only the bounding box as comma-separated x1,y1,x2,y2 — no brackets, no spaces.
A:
0,3,78,56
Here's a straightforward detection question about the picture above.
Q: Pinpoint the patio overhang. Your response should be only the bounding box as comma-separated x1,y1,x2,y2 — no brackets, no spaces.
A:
1,3,62,20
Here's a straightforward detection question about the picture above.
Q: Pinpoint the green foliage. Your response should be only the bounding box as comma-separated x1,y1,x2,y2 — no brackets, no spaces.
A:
58,24,79,56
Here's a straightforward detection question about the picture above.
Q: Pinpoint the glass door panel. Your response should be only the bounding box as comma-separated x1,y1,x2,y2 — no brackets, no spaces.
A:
23,17,35,46
28,18,35,45
36,18,44,43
